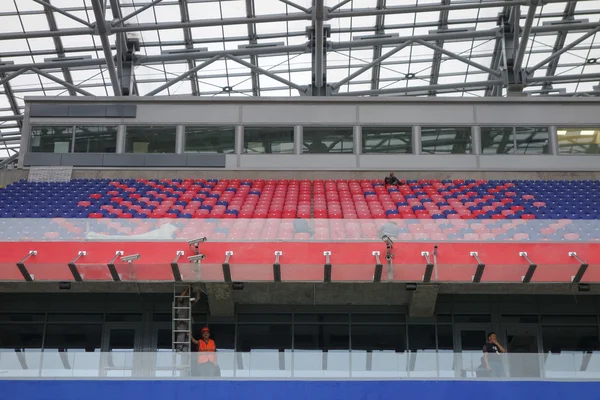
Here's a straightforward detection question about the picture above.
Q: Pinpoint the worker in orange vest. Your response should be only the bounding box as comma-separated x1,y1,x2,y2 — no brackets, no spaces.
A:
191,326,220,377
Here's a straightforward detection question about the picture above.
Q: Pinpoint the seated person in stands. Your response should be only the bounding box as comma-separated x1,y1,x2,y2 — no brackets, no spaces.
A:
384,172,404,186
294,218,315,237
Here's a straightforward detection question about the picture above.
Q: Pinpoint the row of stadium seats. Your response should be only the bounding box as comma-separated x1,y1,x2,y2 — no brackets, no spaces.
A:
0,178,599,220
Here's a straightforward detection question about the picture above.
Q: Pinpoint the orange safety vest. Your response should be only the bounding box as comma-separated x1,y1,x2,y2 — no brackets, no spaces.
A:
197,339,216,364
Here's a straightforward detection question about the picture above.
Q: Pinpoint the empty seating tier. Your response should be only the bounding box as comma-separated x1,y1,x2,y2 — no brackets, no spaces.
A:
0,178,598,220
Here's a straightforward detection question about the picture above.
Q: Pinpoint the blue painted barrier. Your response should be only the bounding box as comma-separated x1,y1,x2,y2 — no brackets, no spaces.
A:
0,380,596,400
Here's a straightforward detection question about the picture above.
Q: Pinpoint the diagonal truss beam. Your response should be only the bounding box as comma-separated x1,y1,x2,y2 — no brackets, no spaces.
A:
145,55,223,96
41,0,77,96
178,0,200,96
30,68,93,96
414,39,501,76
527,25,600,74
428,0,450,96
112,0,164,27
225,54,306,93
32,0,94,28
90,0,121,95
245,0,260,96
332,40,413,90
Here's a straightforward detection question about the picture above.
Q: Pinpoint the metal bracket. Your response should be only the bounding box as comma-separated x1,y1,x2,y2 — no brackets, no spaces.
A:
16,250,37,282
421,251,434,283
224,251,233,264
68,251,86,282
171,251,184,282
106,251,123,282
324,251,332,283
222,251,234,283
569,252,589,283
373,251,383,283
519,252,537,283
470,252,486,283
273,251,282,282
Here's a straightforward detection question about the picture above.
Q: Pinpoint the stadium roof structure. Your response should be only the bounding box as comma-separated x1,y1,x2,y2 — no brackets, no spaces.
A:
0,0,599,160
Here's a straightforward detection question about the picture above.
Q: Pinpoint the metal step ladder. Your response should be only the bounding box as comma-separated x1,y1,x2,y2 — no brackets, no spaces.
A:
172,283,193,375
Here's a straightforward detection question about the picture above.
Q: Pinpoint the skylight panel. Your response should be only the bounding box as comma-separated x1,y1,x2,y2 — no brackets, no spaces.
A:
188,2,222,19
255,0,287,15
220,0,246,18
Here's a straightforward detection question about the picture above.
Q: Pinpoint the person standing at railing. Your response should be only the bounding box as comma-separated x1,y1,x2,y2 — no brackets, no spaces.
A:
191,327,220,377
483,332,506,377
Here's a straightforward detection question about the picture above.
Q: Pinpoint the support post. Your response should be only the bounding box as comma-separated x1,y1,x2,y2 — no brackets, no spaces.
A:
16,250,37,282
421,252,434,283
471,252,486,283
519,252,537,283
323,251,332,283
107,251,123,282
171,251,184,282
373,251,383,283
222,251,233,283
68,251,86,282
569,252,589,284
273,251,282,282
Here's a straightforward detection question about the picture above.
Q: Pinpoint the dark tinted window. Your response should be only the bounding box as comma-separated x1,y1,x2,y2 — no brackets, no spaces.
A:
362,127,412,154
557,128,600,155
236,324,292,351
244,127,294,154
73,126,117,153
351,325,406,351
30,126,73,153
185,126,235,154
125,125,176,153
303,127,354,153
481,127,514,154
421,126,472,154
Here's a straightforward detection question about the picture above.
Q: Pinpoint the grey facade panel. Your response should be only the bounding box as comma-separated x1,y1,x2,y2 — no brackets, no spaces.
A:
67,105,107,118
103,154,146,167
473,104,600,125
135,104,239,124
360,154,476,170
479,155,600,171
242,105,357,125
106,104,137,118
29,104,69,118
185,154,226,167
60,153,105,167
23,153,62,166
358,104,476,125
144,154,186,167
240,154,357,169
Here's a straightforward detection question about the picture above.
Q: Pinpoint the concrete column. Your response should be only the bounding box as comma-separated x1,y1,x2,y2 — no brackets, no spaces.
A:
175,125,185,154
235,125,244,154
353,125,361,155
412,125,421,155
294,125,302,155
549,125,559,155
116,125,126,154
472,125,482,155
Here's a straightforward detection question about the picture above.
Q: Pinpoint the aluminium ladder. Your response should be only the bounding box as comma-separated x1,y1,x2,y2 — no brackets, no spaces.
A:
172,283,193,375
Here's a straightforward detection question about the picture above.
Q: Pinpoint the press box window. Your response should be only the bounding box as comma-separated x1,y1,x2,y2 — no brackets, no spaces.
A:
557,128,600,155
481,126,549,155
73,126,117,153
185,126,235,154
303,127,354,154
125,125,176,154
30,126,73,153
421,127,472,155
362,127,413,154
244,127,294,154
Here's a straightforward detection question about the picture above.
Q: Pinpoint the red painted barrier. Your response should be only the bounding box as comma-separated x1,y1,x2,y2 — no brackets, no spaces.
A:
0,241,598,283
